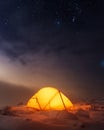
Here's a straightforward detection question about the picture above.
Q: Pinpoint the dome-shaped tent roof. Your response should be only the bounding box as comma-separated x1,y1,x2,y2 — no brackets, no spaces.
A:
27,87,73,110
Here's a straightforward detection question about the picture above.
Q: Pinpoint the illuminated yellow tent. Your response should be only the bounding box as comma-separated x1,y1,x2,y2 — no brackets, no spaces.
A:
27,87,73,110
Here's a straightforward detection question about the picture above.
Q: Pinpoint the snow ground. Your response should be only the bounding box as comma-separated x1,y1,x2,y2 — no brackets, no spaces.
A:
0,105,104,130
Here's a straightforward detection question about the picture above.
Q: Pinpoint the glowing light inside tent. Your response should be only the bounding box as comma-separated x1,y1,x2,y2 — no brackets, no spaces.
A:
27,87,73,110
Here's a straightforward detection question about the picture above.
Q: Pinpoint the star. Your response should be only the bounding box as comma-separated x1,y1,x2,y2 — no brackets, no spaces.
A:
72,16,76,23
4,19,9,25
17,5,21,9
56,21,61,25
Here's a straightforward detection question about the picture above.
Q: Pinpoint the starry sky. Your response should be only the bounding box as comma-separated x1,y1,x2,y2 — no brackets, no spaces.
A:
0,0,104,102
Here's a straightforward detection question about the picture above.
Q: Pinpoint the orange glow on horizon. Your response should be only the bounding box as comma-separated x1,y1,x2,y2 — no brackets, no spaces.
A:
27,87,73,110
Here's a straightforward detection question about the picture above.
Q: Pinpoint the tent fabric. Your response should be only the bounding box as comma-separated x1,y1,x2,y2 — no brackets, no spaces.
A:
27,87,73,110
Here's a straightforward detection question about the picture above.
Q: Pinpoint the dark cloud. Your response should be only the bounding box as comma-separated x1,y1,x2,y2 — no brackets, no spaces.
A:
0,28,104,65
73,47,104,56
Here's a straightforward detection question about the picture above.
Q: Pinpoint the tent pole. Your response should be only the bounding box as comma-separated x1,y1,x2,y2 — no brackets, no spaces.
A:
43,91,58,110
36,97,42,110
59,90,67,111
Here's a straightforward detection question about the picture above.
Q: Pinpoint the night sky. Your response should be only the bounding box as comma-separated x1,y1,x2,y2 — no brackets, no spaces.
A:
0,0,104,102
